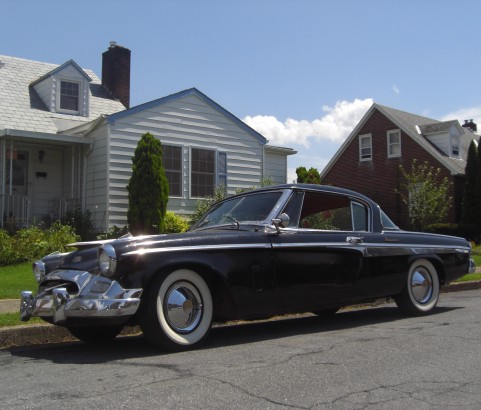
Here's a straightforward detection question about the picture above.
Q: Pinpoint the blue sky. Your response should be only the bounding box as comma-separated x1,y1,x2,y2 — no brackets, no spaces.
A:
3,0,481,182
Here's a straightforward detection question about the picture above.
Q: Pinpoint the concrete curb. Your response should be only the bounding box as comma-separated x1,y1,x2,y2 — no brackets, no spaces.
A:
1,280,480,350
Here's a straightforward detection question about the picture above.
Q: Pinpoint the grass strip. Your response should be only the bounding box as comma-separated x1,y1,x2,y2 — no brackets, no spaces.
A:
0,313,44,328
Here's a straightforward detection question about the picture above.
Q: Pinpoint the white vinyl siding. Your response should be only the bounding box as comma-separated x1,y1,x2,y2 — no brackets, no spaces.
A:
264,150,288,184
105,94,264,226
387,129,401,158
359,134,372,161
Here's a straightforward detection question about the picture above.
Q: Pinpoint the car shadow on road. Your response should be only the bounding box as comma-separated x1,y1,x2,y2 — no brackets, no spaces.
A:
8,304,462,364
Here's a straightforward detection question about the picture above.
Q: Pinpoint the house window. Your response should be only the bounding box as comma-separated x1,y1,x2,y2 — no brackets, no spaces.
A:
387,130,401,158
162,145,182,197
59,80,80,112
191,148,216,197
359,134,372,161
451,135,460,157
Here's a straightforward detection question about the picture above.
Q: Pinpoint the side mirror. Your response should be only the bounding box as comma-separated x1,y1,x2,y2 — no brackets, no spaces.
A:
272,213,290,234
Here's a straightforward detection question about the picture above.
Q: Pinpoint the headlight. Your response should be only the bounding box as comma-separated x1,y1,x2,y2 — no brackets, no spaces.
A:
98,244,117,277
32,261,46,283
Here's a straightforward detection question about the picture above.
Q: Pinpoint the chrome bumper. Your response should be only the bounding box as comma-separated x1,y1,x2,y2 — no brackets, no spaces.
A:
20,270,142,324
469,258,477,274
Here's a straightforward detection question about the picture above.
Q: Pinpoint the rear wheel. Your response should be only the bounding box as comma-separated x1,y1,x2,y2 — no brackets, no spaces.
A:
140,269,213,351
395,259,440,316
68,325,123,344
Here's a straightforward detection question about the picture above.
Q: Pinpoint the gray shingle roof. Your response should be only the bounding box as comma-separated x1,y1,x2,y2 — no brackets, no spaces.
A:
375,104,477,175
321,103,479,178
0,55,125,134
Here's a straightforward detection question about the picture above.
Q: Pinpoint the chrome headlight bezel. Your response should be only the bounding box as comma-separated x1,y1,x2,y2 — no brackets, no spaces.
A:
32,260,46,283
98,244,117,277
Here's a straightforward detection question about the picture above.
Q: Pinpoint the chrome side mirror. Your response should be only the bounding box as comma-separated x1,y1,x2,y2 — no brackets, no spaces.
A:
272,213,290,234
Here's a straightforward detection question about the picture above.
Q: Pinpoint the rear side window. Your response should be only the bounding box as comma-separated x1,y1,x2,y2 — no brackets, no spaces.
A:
283,191,369,232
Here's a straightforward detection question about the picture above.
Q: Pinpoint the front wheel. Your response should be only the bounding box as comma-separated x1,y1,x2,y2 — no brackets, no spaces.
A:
394,259,440,316
140,269,213,351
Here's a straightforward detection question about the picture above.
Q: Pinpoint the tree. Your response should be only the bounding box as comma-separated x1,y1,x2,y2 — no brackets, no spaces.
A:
296,167,321,184
461,139,480,231
398,160,452,231
127,132,169,235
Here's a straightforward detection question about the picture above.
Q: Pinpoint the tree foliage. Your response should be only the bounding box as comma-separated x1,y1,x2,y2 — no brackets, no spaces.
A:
461,138,481,232
189,185,228,226
127,132,169,235
398,160,452,231
296,167,321,184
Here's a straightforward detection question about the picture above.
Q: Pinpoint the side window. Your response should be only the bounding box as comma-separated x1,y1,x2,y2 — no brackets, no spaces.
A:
289,192,369,232
351,201,368,231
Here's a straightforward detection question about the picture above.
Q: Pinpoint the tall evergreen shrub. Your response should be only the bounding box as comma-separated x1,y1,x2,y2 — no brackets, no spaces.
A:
127,132,169,235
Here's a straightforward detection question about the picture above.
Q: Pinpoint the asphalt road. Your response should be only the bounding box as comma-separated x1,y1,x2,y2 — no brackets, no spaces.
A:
1,290,481,409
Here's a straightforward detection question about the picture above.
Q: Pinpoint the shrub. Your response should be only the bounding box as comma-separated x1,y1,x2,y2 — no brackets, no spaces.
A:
162,212,189,233
189,185,228,226
127,132,169,235
97,225,130,240
0,223,79,266
61,207,96,241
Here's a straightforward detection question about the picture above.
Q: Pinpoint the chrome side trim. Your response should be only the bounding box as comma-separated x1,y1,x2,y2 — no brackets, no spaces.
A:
123,243,271,256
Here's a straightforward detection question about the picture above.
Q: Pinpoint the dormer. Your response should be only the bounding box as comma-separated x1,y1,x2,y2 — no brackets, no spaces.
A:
30,60,92,117
416,120,464,159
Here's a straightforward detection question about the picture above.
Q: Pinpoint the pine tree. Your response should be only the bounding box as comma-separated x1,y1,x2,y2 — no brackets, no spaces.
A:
461,139,479,229
127,132,169,235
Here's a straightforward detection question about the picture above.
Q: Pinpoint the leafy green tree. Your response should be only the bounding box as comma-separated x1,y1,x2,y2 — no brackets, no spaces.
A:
189,185,227,226
461,139,480,231
398,160,452,231
296,166,321,184
127,132,169,235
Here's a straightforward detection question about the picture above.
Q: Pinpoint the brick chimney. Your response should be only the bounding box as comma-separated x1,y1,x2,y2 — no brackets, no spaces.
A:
102,41,131,109
462,119,477,132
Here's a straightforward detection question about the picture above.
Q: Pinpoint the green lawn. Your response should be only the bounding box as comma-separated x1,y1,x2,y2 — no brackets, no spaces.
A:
0,312,43,328
0,262,37,299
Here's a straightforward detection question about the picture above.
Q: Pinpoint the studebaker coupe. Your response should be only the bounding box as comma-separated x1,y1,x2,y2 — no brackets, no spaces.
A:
20,184,476,350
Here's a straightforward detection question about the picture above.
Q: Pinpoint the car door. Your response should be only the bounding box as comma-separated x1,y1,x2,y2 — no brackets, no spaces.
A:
269,190,371,312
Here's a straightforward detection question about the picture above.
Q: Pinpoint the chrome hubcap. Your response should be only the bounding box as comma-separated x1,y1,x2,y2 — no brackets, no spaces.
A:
410,267,433,304
164,281,203,333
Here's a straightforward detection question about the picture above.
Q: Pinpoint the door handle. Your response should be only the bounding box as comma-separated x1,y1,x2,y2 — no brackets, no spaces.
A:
347,236,363,245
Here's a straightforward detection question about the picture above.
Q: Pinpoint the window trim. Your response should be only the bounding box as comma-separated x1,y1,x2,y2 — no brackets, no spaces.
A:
387,129,401,158
162,144,183,198
359,134,372,161
57,79,81,115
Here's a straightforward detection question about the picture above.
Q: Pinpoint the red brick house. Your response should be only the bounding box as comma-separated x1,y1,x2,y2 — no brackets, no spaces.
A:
320,103,478,229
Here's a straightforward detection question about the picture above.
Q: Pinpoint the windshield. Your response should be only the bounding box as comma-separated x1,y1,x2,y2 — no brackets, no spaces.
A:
193,191,283,229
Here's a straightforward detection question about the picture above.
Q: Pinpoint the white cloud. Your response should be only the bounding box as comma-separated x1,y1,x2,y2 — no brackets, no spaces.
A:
243,98,373,148
392,85,400,94
440,106,481,130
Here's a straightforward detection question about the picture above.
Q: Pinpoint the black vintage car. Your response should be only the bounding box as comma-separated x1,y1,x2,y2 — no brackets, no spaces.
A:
20,184,476,350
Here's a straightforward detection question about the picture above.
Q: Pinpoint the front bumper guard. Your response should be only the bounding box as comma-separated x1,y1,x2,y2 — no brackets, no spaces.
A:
20,270,142,324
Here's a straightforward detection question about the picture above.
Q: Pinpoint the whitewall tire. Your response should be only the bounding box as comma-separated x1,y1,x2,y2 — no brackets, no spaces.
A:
395,259,440,316
141,269,213,351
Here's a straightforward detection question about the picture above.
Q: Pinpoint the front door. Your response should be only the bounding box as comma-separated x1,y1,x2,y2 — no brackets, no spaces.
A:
5,150,28,195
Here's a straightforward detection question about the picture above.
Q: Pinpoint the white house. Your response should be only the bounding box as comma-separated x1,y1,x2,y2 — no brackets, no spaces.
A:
0,44,296,231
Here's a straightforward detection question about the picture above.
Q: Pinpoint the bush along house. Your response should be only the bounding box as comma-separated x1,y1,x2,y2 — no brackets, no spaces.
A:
320,103,478,229
0,43,296,231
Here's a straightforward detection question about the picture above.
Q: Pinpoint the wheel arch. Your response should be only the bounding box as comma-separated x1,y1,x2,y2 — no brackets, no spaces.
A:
407,254,445,285
140,261,239,321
